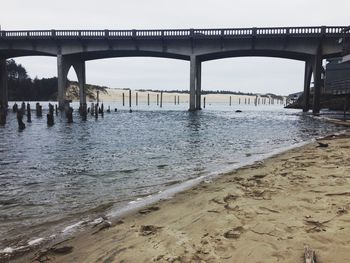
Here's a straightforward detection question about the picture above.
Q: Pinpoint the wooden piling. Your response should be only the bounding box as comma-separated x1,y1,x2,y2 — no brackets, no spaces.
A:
21,102,25,114
91,103,94,116
160,91,163,108
157,94,159,106
47,103,54,126
95,103,98,119
67,107,73,123
147,93,150,106
203,97,206,108
26,103,31,123
239,98,241,105
17,111,25,130
129,89,132,109
248,98,250,104
122,93,125,106
0,105,6,125
177,96,179,105
229,96,232,106
136,92,138,106
174,95,176,105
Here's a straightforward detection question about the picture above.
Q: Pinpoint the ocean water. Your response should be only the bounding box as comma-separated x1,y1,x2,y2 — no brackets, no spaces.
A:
0,102,344,254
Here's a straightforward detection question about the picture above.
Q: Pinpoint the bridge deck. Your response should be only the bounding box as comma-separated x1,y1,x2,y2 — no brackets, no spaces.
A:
0,26,349,40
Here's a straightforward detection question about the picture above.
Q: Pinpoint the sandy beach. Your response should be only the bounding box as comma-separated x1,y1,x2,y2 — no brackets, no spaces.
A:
67,86,285,106
12,129,350,263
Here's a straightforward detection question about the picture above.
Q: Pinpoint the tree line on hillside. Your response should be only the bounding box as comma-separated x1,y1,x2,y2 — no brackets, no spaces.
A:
6,59,58,101
6,60,101,101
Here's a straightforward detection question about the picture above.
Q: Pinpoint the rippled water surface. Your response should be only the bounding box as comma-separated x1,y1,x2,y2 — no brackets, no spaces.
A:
0,102,344,250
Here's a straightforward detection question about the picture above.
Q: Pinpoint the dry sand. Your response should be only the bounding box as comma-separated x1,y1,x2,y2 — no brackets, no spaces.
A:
15,132,350,263
69,87,285,105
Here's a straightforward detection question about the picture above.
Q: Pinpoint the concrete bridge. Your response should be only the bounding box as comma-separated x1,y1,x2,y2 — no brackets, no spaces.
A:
0,26,349,114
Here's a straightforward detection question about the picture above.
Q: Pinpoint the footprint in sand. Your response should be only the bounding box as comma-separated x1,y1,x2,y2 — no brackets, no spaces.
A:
224,226,244,239
138,206,160,214
139,225,163,236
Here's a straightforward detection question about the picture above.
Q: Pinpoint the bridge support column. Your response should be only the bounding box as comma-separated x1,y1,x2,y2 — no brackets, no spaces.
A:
196,61,202,110
303,60,313,112
189,56,197,111
57,55,71,110
312,50,323,115
0,59,8,108
72,61,86,106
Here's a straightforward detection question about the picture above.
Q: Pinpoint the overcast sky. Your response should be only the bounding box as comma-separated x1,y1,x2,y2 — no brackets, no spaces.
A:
1,0,349,95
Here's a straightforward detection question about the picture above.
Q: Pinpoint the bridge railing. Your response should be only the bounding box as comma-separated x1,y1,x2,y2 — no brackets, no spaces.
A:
0,26,349,39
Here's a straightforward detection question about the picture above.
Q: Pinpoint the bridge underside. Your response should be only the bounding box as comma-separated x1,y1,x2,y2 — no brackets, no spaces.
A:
0,27,347,113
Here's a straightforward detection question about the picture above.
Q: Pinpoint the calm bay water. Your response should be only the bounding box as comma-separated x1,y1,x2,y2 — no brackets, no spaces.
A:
0,102,344,252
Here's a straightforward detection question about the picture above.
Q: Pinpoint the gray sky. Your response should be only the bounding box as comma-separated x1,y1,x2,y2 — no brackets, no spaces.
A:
1,0,349,95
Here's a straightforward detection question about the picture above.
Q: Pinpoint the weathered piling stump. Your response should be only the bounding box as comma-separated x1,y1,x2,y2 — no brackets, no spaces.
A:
100,103,104,117
91,103,95,116
107,106,111,113
157,94,159,106
229,96,232,106
81,103,87,121
55,104,58,115
26,103,31,123
239,98,241,104
203,97,206,108
47,113,54,126
160,91,163,108
147,93,150,106
0,104,6,125
122,93,125,106
129,90,132,109
66,107,73,123
136,92,138,106
95,104,98,119
21,102,25,114
174,95,176,105
13,103,18,112
177,96,179,105
16,110,25,130
114,108,118,112
36,103,42,117
47,103,54,126
49,103,54,116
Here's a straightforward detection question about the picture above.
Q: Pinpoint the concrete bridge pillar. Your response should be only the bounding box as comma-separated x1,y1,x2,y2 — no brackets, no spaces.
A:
196,61,202,110
0,59,8,108
312,49,323,115
189,56,197,111
57,56,87,110
72,61,86,106
189,56,202,111
303,59,313,112
57,55,71,110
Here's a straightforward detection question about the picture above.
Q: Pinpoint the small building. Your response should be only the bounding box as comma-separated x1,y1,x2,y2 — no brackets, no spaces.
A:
325,58,350,95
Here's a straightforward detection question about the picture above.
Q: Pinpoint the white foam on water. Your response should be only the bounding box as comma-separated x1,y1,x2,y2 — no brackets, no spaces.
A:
1,247,14,254
28,238,44,246
62,221,84,233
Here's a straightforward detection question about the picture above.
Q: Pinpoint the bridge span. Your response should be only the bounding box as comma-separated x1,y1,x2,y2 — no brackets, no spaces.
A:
0,26,349,114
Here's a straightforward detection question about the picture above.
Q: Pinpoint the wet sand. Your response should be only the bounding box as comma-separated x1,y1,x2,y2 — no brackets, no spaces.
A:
14,132,350,263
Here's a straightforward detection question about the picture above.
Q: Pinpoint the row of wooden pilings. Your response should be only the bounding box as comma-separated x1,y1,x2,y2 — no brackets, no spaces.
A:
117,91,284,108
